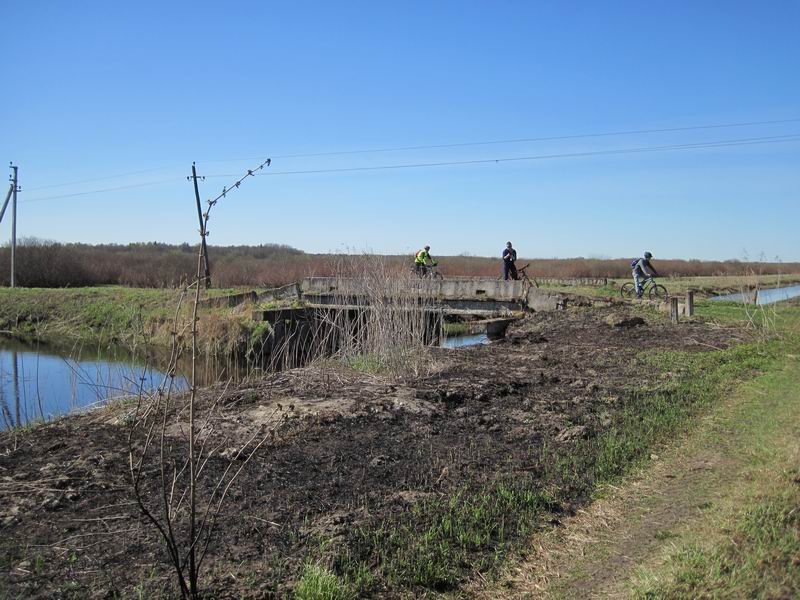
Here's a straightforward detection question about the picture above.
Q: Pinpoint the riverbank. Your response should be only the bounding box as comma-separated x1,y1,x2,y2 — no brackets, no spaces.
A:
3,276,796,350
0,286,264,355
3,299,787,598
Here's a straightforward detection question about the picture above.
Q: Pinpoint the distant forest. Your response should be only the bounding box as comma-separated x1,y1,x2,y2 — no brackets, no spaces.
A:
0,239,798,288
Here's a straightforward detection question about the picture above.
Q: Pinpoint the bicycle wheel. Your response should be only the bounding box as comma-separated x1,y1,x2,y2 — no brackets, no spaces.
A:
648,284,668,301
430,271,443,280
620,282,636,299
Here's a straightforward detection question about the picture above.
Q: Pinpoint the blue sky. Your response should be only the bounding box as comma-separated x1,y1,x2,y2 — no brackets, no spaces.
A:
1,1,798,261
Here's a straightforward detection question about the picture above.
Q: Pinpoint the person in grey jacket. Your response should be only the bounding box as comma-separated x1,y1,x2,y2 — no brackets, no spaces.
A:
632,252,660,298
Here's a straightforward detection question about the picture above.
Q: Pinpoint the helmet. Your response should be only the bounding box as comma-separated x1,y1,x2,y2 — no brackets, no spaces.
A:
424,245,430,250
644,251,653,259
506,241,512,247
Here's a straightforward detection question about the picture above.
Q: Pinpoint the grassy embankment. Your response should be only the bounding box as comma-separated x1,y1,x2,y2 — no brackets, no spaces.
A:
631,367,800,599
291,300,800,598
0,286,261,355
627,303,800,598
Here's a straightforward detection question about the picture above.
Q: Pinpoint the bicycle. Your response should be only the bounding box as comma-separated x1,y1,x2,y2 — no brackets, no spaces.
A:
415,263,443,280
620,276,668,301
516,263,539,288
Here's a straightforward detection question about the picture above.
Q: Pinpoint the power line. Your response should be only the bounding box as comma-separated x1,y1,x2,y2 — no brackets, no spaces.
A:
207,134,800,178
20,117,800,191
21,133,800,202
23,178,181,203
24,166,177,192
206,117,800,162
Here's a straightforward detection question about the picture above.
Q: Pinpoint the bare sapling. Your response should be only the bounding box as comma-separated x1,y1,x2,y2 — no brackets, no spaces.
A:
126,159,279,599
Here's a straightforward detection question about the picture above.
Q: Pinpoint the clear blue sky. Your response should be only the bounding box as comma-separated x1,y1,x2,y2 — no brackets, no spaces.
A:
2,1,798,261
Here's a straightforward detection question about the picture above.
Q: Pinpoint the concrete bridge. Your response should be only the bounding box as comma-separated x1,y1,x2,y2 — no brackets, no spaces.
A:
201,277,583,316
294,277,568,314
212,277,600,369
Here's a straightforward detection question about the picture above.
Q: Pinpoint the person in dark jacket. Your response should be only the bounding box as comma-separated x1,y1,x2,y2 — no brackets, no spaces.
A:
502,241,518,281
632,251,660,298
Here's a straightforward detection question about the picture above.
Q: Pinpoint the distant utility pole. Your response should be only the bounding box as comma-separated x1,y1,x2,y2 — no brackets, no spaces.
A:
189,163,211,288
1,164,20,288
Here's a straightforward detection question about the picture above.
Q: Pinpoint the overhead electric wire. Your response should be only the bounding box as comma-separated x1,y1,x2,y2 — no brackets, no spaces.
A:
24,166,178,192
206,117,800,162
21,133,800,203
206,134,800,178
20,117,800,191
23,178,180,203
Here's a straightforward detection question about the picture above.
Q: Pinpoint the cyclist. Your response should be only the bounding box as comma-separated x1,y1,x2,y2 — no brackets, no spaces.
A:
632,251,660,298
502,241,518,280
414,245,437,277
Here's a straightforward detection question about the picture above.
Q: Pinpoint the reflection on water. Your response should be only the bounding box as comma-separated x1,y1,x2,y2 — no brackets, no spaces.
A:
441,333,489,348
0,338,249,430
711,284,800,306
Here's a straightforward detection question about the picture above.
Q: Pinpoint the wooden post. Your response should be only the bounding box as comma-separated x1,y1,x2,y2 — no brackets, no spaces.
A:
687,290,695,316
670,297,679,324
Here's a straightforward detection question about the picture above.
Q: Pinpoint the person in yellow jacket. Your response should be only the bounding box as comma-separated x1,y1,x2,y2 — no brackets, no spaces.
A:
414,245,437,277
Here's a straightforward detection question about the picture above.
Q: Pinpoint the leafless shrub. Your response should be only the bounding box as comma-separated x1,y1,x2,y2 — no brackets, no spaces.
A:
245,254,442,378
126,161,276,599
314,254,442,378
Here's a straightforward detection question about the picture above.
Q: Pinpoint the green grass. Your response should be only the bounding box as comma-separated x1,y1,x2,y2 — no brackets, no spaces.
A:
333,482,553,594
633,354,800,599
248,320,273,348
344,353,391,374
294,562,351,600
443,321,473,336
0,287,177,342
636,485,800,600
0,286,261,352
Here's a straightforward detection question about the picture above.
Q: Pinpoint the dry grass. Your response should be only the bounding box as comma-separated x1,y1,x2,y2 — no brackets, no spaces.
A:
324,254,443,378
3,239,799,288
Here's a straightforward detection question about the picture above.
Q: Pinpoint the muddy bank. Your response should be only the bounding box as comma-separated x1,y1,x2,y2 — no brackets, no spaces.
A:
0,305,746,598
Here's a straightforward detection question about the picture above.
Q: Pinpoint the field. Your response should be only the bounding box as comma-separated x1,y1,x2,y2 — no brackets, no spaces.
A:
1,240,799,288
2,294,798,598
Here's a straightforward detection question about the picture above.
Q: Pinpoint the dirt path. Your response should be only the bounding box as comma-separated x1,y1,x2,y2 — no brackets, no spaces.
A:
474,359,800,599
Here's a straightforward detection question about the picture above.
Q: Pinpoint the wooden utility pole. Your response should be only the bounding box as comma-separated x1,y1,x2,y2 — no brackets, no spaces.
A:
190,163,211,288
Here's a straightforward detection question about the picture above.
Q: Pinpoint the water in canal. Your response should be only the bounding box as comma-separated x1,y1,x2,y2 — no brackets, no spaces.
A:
711,284,800,305
0,339,244,430
441,333,489,348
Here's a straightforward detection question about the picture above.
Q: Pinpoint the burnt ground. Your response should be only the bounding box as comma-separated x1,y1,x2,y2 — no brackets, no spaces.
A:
0,305,746,599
